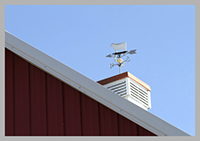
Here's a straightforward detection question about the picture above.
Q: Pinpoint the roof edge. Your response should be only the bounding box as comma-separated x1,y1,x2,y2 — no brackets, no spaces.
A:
5,31,190,136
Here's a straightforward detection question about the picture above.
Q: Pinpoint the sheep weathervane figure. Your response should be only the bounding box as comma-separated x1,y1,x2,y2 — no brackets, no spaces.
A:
106,42,136,74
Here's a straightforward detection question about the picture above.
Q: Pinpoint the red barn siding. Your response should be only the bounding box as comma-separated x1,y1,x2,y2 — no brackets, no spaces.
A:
118,114,137,136
30,65,47,135
99,104,118,136
63,84,82,136
5,49,14,136
81,94,100,136
138,126,156,136
46,74,64,136
14,53,30,136
5,48,156,136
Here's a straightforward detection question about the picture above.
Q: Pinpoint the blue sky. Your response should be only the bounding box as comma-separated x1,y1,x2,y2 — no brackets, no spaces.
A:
5,5,195,136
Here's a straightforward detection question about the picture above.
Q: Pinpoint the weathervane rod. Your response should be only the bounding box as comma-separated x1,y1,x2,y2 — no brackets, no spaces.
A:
119,65,121,74
106,42,136,74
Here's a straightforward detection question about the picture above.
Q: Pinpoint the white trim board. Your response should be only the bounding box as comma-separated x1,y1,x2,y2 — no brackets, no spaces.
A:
5,31,190,136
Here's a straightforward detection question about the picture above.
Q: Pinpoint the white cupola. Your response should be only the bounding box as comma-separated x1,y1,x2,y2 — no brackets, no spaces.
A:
98,72,151,110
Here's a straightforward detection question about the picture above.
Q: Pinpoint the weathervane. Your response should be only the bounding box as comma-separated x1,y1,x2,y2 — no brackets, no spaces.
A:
106,42,136,74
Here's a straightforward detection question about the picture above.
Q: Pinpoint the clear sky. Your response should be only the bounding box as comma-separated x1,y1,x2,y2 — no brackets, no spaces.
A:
5,5,195,136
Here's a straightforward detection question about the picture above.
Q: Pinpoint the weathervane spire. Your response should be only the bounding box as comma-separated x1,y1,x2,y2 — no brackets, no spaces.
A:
106,42,136,74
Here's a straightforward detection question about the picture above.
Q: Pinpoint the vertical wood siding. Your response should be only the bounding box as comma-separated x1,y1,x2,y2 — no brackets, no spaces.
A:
5,49,14,136
5,49,156,136
63,84,82,135
118,114,137,136
46,74,64,136
99,104,118,136
14,53,30,136
81,94,100,136
30,65,47,135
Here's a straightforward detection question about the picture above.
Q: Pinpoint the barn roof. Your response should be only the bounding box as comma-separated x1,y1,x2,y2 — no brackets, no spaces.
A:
5,31,189,136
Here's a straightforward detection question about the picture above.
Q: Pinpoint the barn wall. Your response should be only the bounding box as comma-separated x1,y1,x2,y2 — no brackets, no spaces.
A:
5,49,156,136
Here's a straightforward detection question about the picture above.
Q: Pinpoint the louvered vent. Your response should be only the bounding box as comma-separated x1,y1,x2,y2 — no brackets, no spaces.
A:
103,77,151,110
129,80,150,109
107,80,127,96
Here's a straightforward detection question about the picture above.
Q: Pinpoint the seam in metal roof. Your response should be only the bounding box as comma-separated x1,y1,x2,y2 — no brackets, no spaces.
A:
5,31,190,136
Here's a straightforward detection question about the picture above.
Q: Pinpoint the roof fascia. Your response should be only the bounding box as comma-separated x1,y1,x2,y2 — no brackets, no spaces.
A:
5,31,190,136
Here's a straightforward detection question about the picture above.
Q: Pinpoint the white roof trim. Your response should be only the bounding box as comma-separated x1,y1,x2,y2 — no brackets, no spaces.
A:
5,31,190,136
